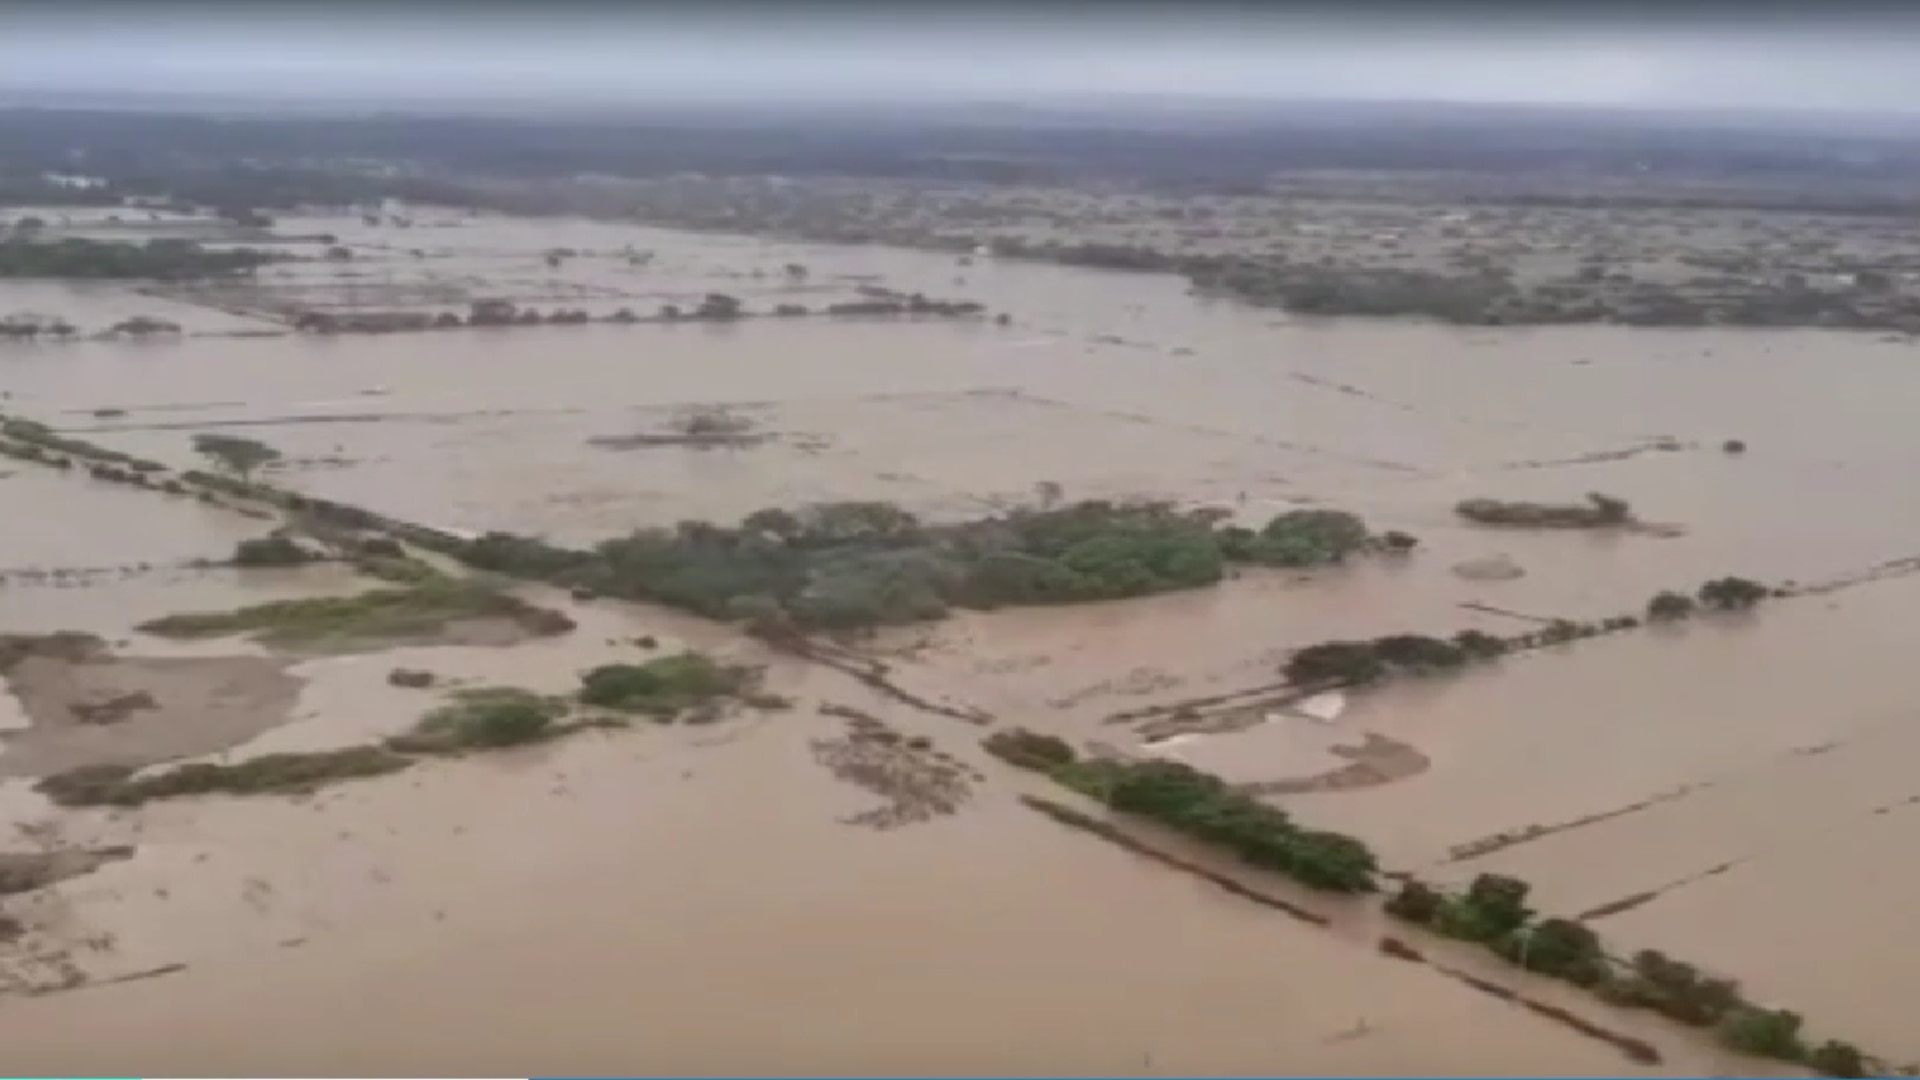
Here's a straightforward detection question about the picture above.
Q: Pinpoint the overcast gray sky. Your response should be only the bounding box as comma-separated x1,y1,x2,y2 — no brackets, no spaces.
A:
1,4,1917,112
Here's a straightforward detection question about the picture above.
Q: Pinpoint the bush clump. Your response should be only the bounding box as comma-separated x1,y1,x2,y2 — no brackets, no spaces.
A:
1806,1039,1871,1079
1647,590,1697,621
1238,509,1373,567
389,687,567,752
1283,632,1484,687
232,535,314,567
1698,576,1769,611
577,653,755,718
1284,641,1391,686
1717,1006,1806,1062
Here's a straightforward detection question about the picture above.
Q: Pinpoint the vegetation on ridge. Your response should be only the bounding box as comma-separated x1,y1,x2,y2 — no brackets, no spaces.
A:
983,730,1380,894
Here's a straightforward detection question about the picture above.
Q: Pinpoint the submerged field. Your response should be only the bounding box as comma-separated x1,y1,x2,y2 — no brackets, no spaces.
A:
0,207,1917,1072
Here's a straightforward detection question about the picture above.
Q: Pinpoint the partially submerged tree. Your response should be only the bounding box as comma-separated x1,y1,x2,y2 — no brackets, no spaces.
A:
192,433,282,485
1698,576,1769,611
695,293,744,320
1647,590,1697,621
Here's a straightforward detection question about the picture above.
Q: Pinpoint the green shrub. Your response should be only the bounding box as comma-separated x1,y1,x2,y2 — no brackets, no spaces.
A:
1503,918,1608,985
982,728,1078,771
578,653,753,717
1384,878,1445,924
1806,1039,1870,1078
396,687,564,751
1699,576,1769,611
1246,509,1371,566
1647,590,1696,621
1716,1006,1806,1061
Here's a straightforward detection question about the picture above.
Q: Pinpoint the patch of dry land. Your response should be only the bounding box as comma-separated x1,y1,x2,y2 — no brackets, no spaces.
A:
0,198,1914,1077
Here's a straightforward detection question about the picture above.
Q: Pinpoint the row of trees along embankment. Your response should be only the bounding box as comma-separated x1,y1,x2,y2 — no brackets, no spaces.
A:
1276,573,1772,690
982,730,1882,1077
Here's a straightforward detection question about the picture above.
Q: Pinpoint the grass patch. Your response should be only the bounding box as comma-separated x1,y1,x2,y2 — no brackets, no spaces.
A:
232,535,315,567
36,747,414,807
135,578,575,647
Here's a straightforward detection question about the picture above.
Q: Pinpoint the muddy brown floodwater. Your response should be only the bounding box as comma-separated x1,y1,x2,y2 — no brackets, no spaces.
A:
0,208,1914,1072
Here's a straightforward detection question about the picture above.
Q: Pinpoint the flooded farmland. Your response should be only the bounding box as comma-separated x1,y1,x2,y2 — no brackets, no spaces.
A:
2,207,1917,1074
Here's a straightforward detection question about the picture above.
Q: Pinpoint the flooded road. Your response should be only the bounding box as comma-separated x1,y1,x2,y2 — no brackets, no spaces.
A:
2,210,1917,1071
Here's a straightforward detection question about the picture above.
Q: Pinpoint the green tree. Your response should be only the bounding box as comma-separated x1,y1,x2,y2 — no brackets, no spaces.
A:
1462,873,1534,936
1251,509,1371,566
192,433,282,484
1503,917,1607,985
1282,828,1379,893
1699,576,1769,611
1384,878,1444,924
1807,1039,1869,1078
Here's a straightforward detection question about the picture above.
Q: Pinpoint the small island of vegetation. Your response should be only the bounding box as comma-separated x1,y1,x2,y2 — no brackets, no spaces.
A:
451,501,1405,633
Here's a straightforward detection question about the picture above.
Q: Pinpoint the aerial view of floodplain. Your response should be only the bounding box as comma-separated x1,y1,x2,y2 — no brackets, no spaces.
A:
0,2,1918,1076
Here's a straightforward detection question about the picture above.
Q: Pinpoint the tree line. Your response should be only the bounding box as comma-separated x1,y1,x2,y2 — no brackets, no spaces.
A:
1386,874,1873,1076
